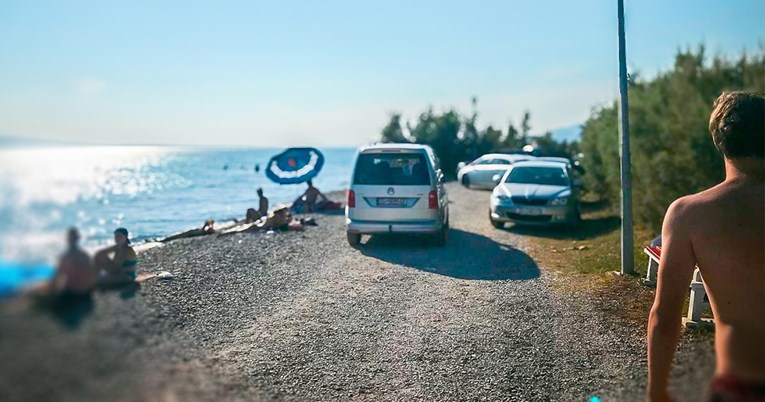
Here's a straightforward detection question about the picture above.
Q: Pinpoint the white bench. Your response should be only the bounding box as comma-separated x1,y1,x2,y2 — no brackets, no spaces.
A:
642,245,713,328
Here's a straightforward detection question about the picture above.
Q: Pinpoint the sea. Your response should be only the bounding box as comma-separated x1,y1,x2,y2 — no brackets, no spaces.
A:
0,146,357,295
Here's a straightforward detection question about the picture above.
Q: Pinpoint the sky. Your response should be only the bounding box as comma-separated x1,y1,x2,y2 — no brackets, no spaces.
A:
0,0,763,147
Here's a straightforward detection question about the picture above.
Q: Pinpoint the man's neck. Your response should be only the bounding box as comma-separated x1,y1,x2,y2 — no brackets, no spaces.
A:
725,158,765,183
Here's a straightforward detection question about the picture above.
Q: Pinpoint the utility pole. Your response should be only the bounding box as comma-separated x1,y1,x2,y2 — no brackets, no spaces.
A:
617,0,634,275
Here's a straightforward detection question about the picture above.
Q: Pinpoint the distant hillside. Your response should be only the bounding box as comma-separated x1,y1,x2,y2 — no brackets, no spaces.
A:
549,124,582,143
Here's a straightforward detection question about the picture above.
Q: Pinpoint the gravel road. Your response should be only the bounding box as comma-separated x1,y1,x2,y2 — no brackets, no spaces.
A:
0,183,715,402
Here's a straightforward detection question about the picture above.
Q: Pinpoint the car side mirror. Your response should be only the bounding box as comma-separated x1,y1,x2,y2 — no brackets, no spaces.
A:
492,174,502,184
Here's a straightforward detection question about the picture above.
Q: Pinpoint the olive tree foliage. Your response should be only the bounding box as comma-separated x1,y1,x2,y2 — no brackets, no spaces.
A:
378,104,578,178
579,46,765,231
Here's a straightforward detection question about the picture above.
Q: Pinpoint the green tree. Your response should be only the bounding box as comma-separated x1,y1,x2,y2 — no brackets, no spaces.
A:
379,100,580,179
502,122,522,149
408,108,462,175
380,113,408,143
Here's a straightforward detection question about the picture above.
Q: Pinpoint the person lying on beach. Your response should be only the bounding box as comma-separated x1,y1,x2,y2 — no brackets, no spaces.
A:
161,220,215,243
94,227,138,286
222,205,304,235
49,227,96,295
291,180,329,213
245,208,261,223
647,92,765,401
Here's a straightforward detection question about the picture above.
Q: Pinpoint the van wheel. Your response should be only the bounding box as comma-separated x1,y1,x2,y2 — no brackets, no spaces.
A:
347,233,361,247
461,175,470,188
433,222,449,247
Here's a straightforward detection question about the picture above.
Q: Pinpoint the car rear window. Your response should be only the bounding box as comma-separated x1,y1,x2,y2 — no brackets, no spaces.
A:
506,166,569,186
353,153,431,185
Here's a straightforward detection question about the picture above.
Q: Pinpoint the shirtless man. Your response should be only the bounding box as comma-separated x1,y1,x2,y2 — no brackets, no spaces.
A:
257,188,269,216
647,92,765,401
51,228,96,294
292,180,328,213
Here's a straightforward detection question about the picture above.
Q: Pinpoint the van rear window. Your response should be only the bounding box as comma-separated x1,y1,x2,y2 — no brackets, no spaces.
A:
353,153,431,185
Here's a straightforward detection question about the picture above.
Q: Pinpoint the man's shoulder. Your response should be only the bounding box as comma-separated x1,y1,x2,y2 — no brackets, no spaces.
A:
667,185,730,224
59,249,91,267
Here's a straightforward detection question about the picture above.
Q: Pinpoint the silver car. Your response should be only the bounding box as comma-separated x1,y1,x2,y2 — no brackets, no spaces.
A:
457,153,535,190
489,160,581,228
346,144,449,246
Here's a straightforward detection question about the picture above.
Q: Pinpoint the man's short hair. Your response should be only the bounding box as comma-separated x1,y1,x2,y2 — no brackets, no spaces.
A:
708,91,765,159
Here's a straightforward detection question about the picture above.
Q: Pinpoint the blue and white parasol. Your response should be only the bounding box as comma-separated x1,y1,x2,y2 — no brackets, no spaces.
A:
265,147,325,185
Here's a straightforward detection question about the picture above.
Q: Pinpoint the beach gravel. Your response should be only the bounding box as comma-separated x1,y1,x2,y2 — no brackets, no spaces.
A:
0,184,715,402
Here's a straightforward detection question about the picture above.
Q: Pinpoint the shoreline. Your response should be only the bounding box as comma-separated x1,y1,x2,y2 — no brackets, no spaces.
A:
128,189,347,246
0,189,348,298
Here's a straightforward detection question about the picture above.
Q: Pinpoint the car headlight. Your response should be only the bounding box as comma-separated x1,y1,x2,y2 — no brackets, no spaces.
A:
549,197,568,206
497,194,510,201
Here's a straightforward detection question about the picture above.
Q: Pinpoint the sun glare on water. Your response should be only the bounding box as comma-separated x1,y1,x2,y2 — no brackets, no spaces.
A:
0,146,177,263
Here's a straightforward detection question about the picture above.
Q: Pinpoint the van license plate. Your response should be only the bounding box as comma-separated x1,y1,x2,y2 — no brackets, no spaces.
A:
377,197,408,207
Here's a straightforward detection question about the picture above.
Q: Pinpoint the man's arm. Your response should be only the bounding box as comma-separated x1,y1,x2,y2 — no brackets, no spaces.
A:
647,198,697,401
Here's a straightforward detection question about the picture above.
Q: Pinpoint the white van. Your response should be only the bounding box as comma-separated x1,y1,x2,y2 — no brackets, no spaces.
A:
346,144,449,246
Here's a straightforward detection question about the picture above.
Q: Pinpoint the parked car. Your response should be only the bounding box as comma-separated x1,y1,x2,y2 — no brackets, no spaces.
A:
457,153,535,190
489,160,581,228
346,144,449,246
536,156,586,175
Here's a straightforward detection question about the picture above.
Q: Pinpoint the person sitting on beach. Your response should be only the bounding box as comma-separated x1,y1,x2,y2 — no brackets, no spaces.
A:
291,180,329,213
94,227,138,285
245,208,260,223
257,187,269,216
160,220,215,243
647,92,765,401
50,227,96,295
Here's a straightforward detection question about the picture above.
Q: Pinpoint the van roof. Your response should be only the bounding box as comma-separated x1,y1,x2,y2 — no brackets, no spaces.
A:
359,143,432,153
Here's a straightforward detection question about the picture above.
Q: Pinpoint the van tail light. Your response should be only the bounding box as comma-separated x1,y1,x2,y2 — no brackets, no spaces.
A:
347,189,356,208
428,190,438,209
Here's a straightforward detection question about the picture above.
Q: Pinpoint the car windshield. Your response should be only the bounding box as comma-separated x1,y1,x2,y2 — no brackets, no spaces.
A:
506,166,569,186
353,153,431,185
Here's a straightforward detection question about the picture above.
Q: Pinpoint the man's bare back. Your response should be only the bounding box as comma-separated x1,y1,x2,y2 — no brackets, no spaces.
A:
57,245,95,293
647,92,765,401
682,174,765,381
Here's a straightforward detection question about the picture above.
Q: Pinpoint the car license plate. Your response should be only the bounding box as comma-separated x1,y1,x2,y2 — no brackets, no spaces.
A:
516,208,542,216
377,197,408,207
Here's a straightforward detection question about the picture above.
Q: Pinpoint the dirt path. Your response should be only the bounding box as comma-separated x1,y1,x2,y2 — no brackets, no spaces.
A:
0,183,714,402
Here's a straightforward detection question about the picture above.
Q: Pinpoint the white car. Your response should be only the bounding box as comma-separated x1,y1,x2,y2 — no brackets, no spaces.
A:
457,153,535,190
346,144,449,246
489,160,582,228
